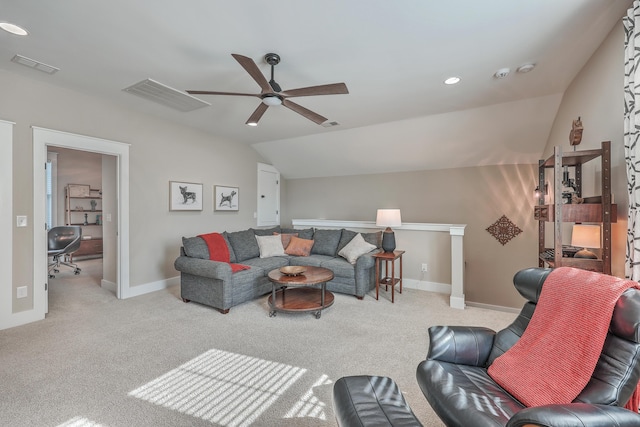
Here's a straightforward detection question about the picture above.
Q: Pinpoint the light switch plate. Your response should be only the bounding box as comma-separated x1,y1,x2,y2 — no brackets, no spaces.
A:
16,215,27,227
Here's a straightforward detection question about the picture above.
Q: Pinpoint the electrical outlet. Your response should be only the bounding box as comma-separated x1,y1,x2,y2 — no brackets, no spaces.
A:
421,263,428,272
17,286,27,298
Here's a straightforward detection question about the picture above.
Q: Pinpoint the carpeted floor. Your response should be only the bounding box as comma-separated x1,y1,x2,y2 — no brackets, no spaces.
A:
0,259,518,427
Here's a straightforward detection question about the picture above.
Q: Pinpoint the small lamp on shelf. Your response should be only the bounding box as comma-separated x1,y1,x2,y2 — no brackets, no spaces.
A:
571,224,601,259
376,209,402,253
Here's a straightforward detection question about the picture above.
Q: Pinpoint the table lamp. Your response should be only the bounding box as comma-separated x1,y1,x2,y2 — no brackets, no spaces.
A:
376,209,402,253
571,224,601,259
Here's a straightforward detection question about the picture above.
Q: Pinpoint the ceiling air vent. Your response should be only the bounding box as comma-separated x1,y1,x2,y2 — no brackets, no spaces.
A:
11,54,59,74
122,78,210,112
321,121,340,128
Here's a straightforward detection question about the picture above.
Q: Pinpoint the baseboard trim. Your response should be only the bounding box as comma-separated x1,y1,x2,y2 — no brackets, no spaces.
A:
101,279,117,293
122,276,180,299
402,278,451,294
465,301,521,314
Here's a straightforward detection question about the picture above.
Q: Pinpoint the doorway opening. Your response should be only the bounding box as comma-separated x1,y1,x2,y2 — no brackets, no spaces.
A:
33,127,130,319
46,147,116,306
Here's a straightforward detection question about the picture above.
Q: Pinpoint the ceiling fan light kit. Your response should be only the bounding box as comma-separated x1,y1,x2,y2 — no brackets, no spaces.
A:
187,52,348,126
261,95,282,106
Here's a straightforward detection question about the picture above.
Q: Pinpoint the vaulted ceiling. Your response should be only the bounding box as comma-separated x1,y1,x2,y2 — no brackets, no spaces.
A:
0,1,631,178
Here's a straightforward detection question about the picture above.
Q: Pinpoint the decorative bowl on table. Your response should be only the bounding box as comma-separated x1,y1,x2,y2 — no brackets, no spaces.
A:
280,266,306,276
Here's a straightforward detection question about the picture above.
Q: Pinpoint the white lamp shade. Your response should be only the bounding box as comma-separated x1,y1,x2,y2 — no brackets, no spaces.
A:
376,209,402,227
571,224,601,248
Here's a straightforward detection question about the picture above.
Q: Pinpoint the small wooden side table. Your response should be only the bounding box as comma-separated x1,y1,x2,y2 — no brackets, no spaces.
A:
372,250,405,303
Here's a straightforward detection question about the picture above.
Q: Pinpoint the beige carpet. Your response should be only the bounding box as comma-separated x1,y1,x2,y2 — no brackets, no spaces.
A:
0,259,518,427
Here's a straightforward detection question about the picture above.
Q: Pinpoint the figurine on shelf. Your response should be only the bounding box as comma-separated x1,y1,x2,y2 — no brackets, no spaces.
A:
569,117,583,146
83,213,88,225
90,199,97,211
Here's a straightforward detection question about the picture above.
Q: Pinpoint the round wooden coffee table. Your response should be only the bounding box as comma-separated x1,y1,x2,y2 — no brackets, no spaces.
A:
267,266,334,319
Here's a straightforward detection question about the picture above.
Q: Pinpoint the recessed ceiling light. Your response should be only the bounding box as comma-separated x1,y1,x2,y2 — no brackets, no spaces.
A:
0,22,28,36
444,76,461,85
517,63,536,73
494,68,511,79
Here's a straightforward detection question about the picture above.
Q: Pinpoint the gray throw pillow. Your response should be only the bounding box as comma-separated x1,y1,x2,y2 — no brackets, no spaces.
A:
252,226,282,236
227,229,260,262
311,228,343,256
282,227,314,240
221,231,237,263
362,231,383,248
182,236,209,259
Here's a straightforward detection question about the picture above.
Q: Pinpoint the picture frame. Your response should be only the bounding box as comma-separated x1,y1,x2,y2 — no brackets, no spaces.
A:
68,184,90,197
214,185,239,211
169,181,203,211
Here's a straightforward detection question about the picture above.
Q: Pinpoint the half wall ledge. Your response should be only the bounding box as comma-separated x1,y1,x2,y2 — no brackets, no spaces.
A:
291,219,466,309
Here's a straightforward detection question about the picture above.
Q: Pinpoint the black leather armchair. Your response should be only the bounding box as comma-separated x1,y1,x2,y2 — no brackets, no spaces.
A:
416,267,640,427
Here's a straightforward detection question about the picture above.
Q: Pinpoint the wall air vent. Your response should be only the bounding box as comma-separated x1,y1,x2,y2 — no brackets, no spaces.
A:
11,54,59,74
321,121,340,128
122,78,210,112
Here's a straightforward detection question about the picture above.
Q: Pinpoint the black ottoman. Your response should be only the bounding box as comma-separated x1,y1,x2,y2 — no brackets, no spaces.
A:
333,375,423,426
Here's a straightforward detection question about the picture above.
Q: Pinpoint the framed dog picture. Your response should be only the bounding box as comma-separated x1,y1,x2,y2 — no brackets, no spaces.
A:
214,185,239,211
169,181,203,211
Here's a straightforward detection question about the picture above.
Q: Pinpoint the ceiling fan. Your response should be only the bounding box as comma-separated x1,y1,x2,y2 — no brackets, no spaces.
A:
187,53,349,126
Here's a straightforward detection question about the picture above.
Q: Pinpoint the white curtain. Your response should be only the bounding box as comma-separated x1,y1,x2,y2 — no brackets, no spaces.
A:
625,1,640,280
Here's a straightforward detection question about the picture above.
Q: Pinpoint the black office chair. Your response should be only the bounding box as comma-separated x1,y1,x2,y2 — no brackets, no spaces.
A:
48,226,82,278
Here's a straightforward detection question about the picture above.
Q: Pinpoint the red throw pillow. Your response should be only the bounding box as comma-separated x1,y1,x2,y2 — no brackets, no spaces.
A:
284,236,314,256
274,232,298,249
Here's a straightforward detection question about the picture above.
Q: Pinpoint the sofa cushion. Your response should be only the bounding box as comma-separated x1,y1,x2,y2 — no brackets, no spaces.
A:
227,229,260,262
241,256,289,275
221,231,237,263
362,231,383,248
274,232,297,249
182,236,209,259
312,229,343,256
255,235,286,258
337,230,382,252
282,227,314,240
338,233,376,264
252,226,281,236
321,257,356,279
285,236,314,256
290,254,334,267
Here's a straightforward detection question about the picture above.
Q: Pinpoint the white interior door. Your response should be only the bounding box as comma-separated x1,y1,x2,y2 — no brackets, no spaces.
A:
257,163,280,227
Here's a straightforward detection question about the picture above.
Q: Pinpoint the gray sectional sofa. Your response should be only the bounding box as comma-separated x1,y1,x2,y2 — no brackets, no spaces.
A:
174,226,382,313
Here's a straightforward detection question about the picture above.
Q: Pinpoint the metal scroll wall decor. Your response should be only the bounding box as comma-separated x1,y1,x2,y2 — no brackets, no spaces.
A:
486,215,523,245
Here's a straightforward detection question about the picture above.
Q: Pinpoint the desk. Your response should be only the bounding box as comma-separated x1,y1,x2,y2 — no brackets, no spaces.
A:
372,250,405,303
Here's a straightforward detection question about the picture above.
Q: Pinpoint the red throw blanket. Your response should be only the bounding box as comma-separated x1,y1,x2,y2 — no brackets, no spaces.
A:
198,233,250,273
488,267,640,411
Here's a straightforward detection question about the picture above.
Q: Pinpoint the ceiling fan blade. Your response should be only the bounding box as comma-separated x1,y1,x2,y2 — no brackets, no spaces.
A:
245,103,269,126
280,82,349,98
282,99,327,125
231,54,272,94
186,90,260,97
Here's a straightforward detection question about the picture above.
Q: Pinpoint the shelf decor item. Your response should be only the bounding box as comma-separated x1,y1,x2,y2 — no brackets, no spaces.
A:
169,181,203,211
68,184,90,197
214,185,239,211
